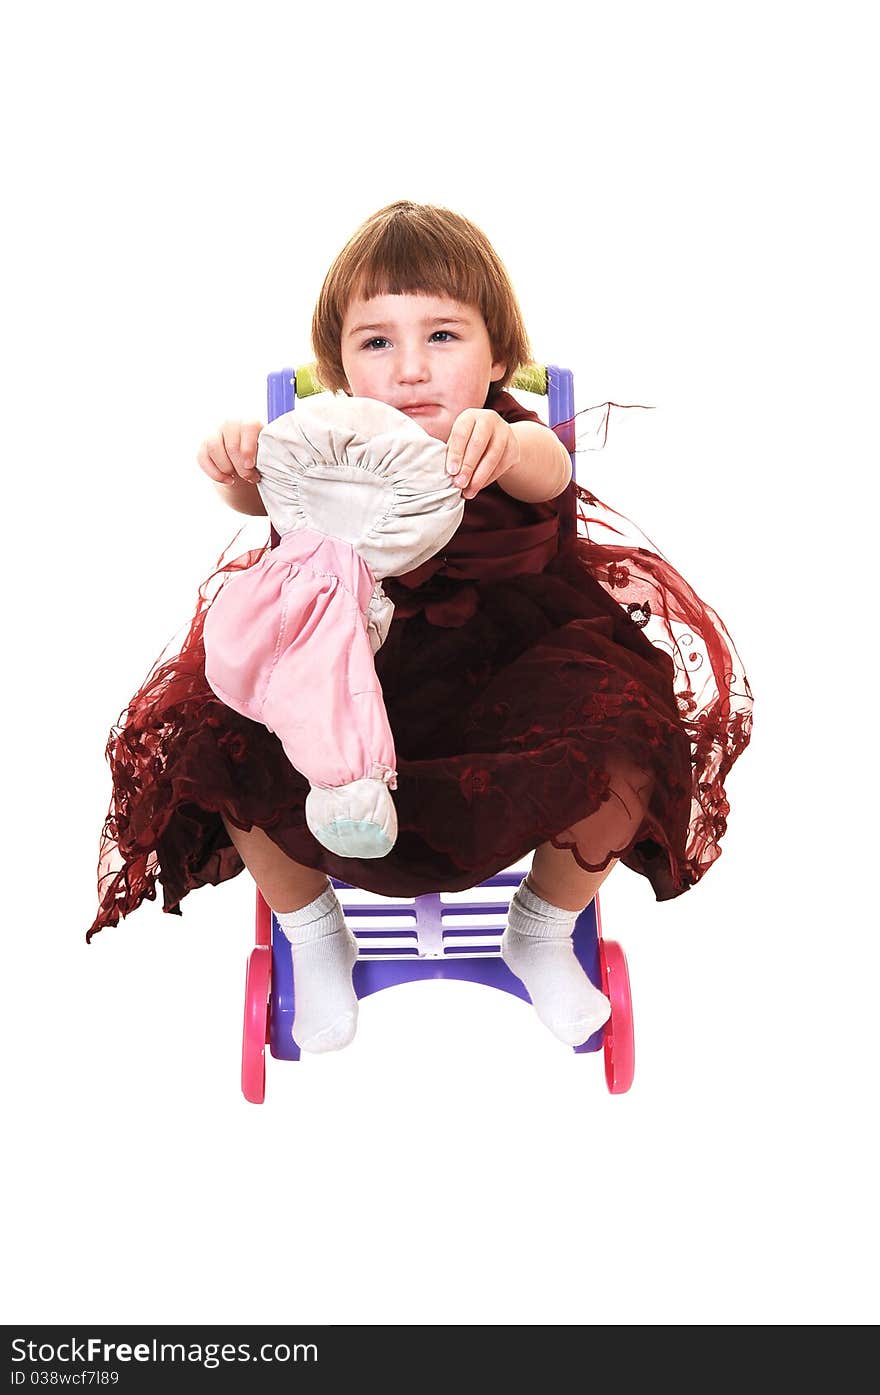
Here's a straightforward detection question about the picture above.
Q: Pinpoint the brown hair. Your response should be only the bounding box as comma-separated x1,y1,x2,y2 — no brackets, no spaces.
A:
311,201,532,392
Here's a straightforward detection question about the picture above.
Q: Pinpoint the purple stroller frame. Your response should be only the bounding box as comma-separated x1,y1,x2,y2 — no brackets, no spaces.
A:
269,871,605,1062
243,365,634,1093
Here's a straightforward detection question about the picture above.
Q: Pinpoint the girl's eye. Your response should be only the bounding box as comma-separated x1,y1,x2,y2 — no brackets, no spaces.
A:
362,332,457,349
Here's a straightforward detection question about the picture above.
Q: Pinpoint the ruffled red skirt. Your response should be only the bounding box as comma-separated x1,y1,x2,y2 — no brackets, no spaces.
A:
87,486,752,940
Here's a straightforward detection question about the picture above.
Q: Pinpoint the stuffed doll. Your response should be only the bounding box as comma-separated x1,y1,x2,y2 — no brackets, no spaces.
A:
203,394,464,859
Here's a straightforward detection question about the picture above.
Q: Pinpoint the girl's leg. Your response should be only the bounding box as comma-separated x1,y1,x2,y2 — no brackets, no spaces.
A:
529,757,652,908
501,853,616,1047
502,763,649,1046
528,843,618,911
223,818,358,1054
222,818,329,913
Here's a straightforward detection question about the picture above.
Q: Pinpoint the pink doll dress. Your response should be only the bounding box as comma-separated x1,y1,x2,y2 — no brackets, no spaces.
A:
201,395,463,858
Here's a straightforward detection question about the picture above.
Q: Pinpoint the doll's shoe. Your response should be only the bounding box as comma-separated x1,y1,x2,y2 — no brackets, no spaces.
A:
305,777,398,858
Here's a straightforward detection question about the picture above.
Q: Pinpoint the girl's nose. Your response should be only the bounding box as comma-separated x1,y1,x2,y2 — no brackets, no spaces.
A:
396,346,429,382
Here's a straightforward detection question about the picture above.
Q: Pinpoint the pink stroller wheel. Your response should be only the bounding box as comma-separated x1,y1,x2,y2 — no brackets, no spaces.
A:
600,939,635,1094
241,945,271,1104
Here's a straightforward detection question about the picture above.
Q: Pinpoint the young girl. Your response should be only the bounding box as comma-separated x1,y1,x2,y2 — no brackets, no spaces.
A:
89,200,753,1054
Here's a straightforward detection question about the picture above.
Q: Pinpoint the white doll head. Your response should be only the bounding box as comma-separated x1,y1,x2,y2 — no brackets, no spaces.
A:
255,393,464,578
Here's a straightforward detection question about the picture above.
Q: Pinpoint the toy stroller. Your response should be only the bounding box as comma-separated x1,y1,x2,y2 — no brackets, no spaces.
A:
240,363,635,1101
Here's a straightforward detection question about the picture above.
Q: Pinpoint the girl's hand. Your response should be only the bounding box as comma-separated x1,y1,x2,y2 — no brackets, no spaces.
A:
197,420,265,486
445,409,520,500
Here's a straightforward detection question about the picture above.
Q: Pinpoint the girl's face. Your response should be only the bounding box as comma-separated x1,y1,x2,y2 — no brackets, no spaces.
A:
339,292,507,443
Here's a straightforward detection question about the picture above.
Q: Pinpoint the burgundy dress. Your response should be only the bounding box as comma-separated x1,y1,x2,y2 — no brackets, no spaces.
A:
87,387,753,940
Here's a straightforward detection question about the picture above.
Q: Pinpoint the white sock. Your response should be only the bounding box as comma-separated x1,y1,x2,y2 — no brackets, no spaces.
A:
501,877,611,1047
275,882,358,1053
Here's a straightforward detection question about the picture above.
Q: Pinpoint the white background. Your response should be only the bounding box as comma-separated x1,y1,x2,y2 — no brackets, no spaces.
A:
3,0,877,1327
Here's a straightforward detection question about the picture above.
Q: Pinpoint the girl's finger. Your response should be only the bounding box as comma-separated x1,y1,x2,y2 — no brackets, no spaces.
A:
461,459,497,499
445,420,475,475
458,419,495,473
222,423,261,482
239,421,265,462
458,432,505,493
197,442,232,482
449,433,490,492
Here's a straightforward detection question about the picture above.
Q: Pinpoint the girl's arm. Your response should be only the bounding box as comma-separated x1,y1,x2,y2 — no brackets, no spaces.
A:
446,411,571,503
500,421,572,503
198,420,268,516
214,477,268,516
